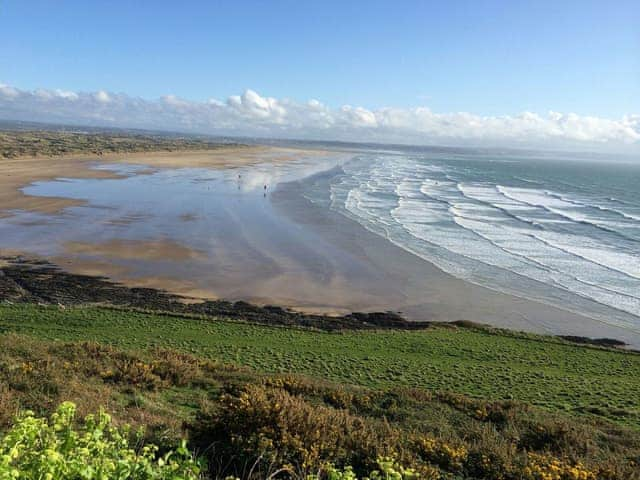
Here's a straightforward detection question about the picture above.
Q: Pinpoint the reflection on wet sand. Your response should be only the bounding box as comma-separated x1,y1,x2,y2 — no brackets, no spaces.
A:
0,148,360,312
2,146,639,347
64,239,206,261
0,146,325,215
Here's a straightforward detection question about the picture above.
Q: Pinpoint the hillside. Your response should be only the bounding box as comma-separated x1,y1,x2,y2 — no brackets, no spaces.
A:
1,303,639,479
1,256,639,478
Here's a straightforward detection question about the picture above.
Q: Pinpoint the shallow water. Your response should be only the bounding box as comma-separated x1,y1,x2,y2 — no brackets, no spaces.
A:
0,154,351,298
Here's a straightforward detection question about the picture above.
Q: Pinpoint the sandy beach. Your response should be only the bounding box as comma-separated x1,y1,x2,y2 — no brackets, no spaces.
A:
0,146,320,214
1,146,639,347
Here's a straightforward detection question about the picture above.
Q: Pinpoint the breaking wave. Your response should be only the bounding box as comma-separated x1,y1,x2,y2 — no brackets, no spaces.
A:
317,153,640,331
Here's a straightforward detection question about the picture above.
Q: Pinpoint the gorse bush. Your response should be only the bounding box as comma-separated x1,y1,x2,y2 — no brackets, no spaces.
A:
199,383,406,476
194,383,636,480
306,458,425,480
0,402,202,480
1,334,639,479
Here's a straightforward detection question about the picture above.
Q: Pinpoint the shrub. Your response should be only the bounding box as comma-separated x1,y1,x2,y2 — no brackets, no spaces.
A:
193,384,403,477
416,436,467,472
0,402,202,479
518,420,589,454
308,457,430,480
522,452,598,480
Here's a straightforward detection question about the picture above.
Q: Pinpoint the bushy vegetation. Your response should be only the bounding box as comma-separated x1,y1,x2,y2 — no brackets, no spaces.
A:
0,402,201,479
195,380,637,479
1,304,638,428
0,331,638,479
0,130,237,158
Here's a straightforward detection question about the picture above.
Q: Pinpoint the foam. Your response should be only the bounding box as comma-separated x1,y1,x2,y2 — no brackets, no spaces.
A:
326,153,640,326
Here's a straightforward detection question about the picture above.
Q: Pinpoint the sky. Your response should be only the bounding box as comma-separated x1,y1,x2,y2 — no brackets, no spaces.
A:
0,0,639,151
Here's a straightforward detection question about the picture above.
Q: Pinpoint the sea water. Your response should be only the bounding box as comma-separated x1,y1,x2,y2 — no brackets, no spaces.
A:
2,145,640,334
303,147,640,332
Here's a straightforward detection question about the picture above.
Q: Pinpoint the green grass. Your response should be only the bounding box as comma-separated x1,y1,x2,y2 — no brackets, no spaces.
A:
1,304,639,427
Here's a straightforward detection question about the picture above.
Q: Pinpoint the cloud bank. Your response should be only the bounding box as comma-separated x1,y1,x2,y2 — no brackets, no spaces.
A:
1,84,638,151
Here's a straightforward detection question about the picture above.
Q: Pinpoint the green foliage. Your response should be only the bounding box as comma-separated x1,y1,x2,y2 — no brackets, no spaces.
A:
308,458,423,480
1,304,639,427
0,333,638,479
0,402,202,480
0,130,236,158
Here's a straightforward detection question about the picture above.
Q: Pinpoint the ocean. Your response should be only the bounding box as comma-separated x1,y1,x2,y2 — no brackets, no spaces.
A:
301,147,640,332
1,143,639,338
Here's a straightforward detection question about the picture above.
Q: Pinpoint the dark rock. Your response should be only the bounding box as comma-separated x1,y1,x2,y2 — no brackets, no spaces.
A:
558,335,627,348
0,256,431,332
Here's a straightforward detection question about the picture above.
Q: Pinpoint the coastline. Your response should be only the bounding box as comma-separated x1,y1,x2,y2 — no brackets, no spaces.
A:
272,173,640,348
0,146,324,215
0,253,634,352
1,146,638,347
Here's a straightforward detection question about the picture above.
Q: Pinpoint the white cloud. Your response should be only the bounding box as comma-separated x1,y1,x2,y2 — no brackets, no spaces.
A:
340,105,378,127
94,90,111,103
0,84,20,98
0,84,638,152
54,89,79,100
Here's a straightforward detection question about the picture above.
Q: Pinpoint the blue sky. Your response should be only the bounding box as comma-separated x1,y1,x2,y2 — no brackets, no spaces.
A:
1,0,638,117
0,1,639,150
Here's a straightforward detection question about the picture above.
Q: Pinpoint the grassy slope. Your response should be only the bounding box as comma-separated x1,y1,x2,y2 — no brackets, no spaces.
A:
4,332,639,479
1,304,638,428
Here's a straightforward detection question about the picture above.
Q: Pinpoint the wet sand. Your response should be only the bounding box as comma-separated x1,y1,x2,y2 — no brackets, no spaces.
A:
1,147,638,346
271,180,640,347
0,146,322,215
64,239,206,261
0,148,358,305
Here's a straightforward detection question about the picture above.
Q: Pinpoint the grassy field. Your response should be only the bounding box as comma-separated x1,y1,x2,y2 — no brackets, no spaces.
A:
1,303,638,428
4,332,639,479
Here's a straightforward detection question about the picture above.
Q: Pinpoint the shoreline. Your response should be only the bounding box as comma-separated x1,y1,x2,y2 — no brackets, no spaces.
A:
1,147,639,347
0,145,325,215
0,253,633,352
272,174,640,348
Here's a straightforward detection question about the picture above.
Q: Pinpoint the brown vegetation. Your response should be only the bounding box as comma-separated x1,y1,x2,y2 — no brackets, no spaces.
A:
0,334,638,479
0,130,238,159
